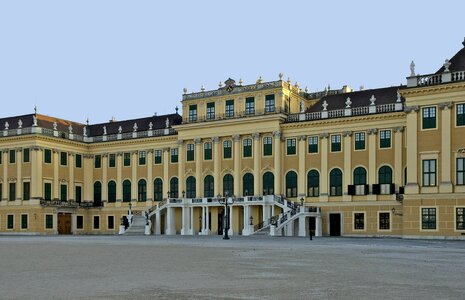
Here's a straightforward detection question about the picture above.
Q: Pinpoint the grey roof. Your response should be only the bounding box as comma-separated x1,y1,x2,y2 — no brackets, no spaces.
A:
436,39,465,74
307,86,405,113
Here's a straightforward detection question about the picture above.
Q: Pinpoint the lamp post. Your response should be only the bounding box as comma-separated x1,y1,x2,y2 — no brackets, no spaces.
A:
300,197,304,207
182,190,186,198
167,191,170,199
249,215,253,225
219,193,235,240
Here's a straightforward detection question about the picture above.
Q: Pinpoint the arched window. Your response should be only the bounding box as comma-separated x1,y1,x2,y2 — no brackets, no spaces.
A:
285,171,298,197
263,172,274,195
330,169,342,196
204,175,214,197
353,167,367,185
307,170,319,197
123,180,131,202
379,166,393,184
243,173,254,196
170,177,178,198
108,181,116,203
94,181,102,206
186,176,196,198
154,178,163,201
138,179,147,202
223,174,233,196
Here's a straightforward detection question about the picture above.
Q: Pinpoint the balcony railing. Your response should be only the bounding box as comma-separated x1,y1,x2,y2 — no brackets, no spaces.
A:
407,70,465,87
40,199,98,208
182,107,286,124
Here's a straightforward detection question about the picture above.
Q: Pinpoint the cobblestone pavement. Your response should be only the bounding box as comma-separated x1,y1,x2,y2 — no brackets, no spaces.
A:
0,235,464,299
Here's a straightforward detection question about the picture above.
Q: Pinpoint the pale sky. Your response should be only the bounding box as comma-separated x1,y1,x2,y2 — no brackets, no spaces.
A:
1,0,464,124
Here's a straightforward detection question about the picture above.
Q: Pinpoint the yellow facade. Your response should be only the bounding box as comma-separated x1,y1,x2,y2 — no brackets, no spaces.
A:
1,41,465,239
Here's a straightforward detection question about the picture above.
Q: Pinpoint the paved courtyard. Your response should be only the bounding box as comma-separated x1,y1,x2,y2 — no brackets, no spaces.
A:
0,235,464,299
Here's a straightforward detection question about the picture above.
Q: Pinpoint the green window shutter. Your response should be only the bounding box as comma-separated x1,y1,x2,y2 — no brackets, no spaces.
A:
21,214,28,229
45,215,53,229
75,154,82,168
243,139,252,157
287,139,296,155
155,150,162,164
457,104,465,126
60,184,67,201
422,107,436,129
263,137,272,156
7,215,14,229
187,144,194,161
189,104,197,122
9,183,16,201
109,154,116,167
124,153,131,166
23,182,30,200
95,155,101,168
44,149,52,163
60,152,67,165
171,149,178,163
9,150,16,164
44,183,52,200
23,148,30,163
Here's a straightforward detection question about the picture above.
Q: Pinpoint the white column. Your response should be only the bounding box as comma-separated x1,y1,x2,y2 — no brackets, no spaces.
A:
394,127,403,190
319,133,329,202
116,152,122,201
181,206,187,235
205,206,210,235
228,205,234,236
343,131,352,202
68,153,75,201
131,151,137,202
177,140,185,196
166,207,174,235
298,215,306,237
31,147,42,200
190,207,194,235
213,137,220,196
102,154,108,203
367,129,377,201
163,148,169,199
147,150,153,201
298,136,306,198
155,211,161,234
195,139,202,197
252,133,260,195
315,215,322,237
273,131,282,195
16,149,22,200
53,149,59,200
440,102,453,193
2,151,7,200
405,106,419,194
201,206,206,234
233,135,241,196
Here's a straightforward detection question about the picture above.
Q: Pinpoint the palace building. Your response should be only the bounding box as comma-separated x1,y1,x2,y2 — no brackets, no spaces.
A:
1,39,465,239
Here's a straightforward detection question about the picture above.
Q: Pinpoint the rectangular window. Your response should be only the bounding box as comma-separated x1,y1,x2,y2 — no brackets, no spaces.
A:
154,150,162,164
354,132,366,150
265,94,275,113
9,183,16,201
245,97,255,115
171,148,178,163
457,158,465,185
23,182,30,200
379,212,390,230
44,182,52,200
76,215,84,229
186,144,194,161
263,137,272,156
308,136,318,153
223,140,232,159
123,152,131,166
60,152,67,166
422,107,436,129
75,154,82,168
93,216,100,229
108,216,114,229
45,214,53,229
204,142,212,160
21,214,28,229
457,104,465,126
109,154,116,168
189,104,197,122
354,213,365,230
94,155,102,168
379,130,391,148
9,149,16,164
422,159,437,186
225,100,234,118
287,138,296,155
422,208,437,230
44,149,52,163
139,151,146,165
456,208,465,230
60,184,67,201
75,186,82,203
331,134,341,152
243,139,252,158
7,214,14,229
23,148,30,163
206,102,215,120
